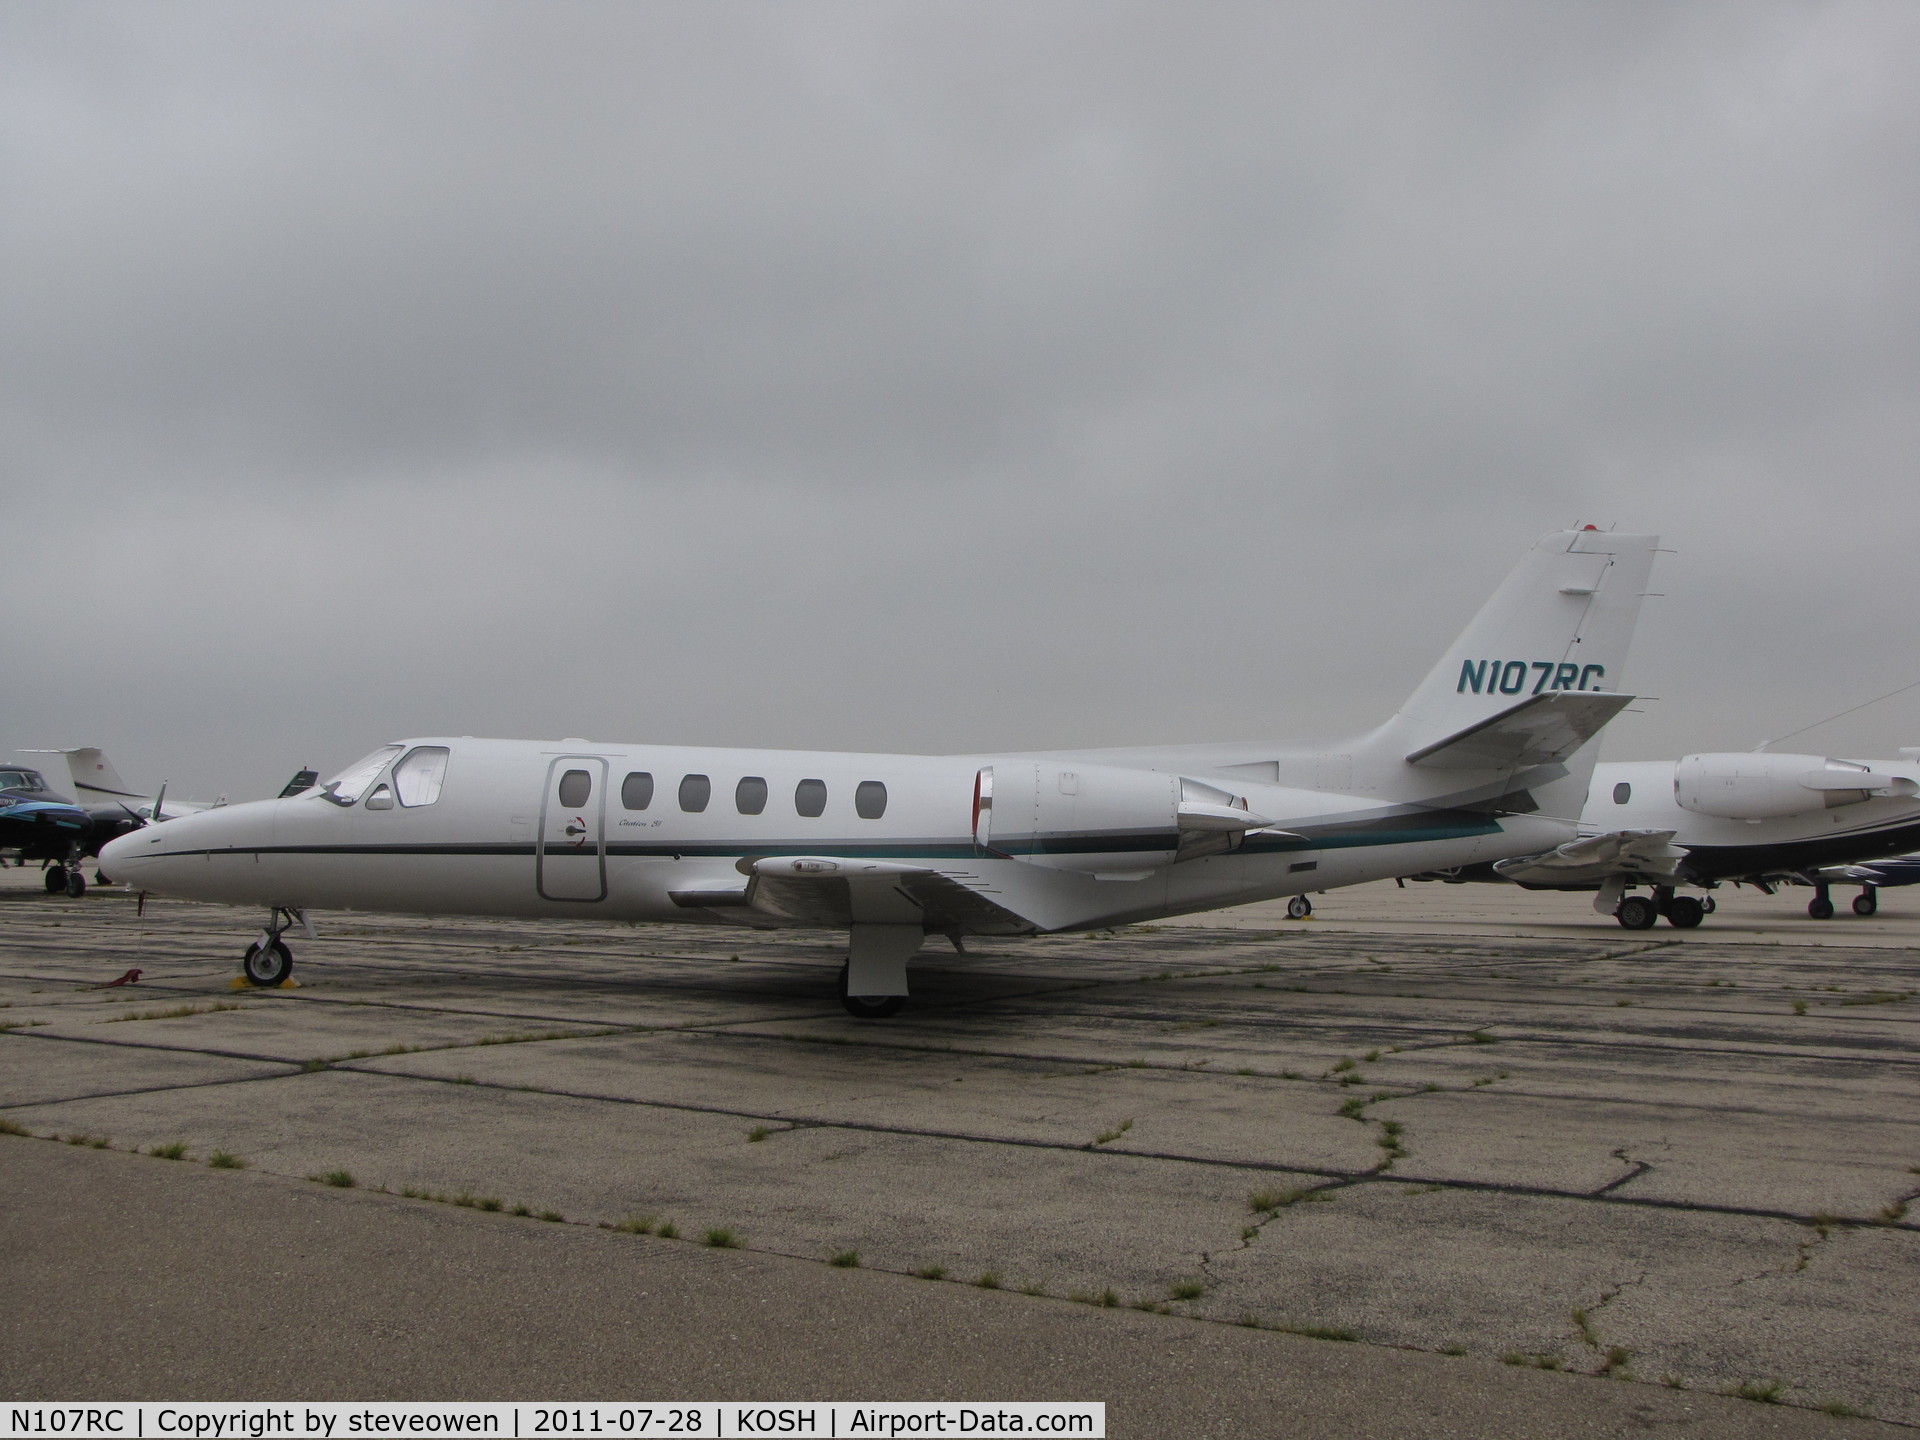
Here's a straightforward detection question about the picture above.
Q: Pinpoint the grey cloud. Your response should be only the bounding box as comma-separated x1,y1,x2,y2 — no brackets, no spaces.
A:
4,1,1918,800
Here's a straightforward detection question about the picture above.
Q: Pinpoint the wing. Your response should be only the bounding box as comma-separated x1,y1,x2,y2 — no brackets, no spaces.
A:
674,857,1041,934
1493,828,1687,886
1406,692,1635,771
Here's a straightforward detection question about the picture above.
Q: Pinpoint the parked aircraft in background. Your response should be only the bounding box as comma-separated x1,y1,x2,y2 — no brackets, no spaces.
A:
103,528,1658,1014
0,765,99,893
37,747,212,819
1415,750,1920,927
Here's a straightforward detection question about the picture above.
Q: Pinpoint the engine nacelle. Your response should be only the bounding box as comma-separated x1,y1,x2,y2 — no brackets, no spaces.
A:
1672,753,1918,821
975,764,1274,876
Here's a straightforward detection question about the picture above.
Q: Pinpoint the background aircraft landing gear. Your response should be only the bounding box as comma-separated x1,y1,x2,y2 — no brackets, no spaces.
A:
1615,894,1659,930
838,962,904,1020
1664,895,1704,928
1286,895,1312,919
1853,886,1878,917
1807,883,1834,921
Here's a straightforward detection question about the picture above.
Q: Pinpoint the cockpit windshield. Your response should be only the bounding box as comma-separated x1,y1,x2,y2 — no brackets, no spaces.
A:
319,745,405,806
0,770,46,793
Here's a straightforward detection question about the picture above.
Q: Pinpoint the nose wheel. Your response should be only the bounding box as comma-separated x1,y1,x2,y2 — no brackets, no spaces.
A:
243,937,293,986
1286,895,1313,919
240,907,308,986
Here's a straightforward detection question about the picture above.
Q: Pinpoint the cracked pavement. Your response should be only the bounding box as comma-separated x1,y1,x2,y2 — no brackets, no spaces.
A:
3,878,1917,1426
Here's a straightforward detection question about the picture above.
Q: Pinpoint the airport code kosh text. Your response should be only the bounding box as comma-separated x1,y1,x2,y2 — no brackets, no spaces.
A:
3,1407,1102,1440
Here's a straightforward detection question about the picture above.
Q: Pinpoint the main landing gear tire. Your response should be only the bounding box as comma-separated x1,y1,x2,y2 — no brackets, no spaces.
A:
1286,895,1313,919
243,938,293,987
1807,897,1835,921
838,963,905,1020
1616,895,1660,930
1664,895,1705,929
1854,890,1878,917
44,865,67,894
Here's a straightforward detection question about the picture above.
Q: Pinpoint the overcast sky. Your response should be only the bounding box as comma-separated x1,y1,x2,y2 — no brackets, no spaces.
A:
4,0,1918,802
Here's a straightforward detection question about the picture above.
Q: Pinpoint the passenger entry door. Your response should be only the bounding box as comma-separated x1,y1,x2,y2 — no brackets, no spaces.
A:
537,757,607,902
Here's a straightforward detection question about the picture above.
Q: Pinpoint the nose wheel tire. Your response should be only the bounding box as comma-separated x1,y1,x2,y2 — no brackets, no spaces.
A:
1615,895,1659,930
65,869,86,898
1664,896,1704,928
838,963,904,1020
243,938,293,987
1286,895,1313,919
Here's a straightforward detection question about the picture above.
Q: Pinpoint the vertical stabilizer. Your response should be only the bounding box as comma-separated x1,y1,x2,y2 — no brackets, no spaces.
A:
60,748,142,804
1349,528,1657,813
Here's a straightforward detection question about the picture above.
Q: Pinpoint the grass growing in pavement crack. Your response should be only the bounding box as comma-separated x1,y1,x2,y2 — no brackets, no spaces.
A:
104,1002,246,1023
208,1150,245,1169
830,1250,861,1267
1090,1119,1133,1146
703,1227,741,1248
310,1169,355,1187
148,1142,190,1160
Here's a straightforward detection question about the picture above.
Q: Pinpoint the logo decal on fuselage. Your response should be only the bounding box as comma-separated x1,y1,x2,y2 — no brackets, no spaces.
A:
1457,660,1606,696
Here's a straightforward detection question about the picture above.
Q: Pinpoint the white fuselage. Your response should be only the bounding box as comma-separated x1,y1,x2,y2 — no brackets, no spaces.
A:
104,735,1572,933
1582,757,1920,880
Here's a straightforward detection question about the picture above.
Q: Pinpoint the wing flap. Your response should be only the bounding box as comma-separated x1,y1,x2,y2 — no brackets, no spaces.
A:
1493,828,1686,885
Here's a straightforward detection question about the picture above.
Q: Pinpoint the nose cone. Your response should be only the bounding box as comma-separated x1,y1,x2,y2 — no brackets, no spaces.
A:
98,823,156,882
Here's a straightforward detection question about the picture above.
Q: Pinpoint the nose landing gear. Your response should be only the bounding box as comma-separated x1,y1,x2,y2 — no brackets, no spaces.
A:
241,907,310,987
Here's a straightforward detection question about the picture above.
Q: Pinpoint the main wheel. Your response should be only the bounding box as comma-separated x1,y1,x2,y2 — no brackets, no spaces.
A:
1664,895,1704,928
1286,895,1313,919
44,865,66,894
65,869,86,898
242,937,293,986
838,962,904,1020
1616,895,1659,930
1807,897,1834,921
1853,890,1878,917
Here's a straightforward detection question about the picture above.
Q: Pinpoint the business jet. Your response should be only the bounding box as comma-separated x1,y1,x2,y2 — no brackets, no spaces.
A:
102,528,1657,1015
1425,751,1920,928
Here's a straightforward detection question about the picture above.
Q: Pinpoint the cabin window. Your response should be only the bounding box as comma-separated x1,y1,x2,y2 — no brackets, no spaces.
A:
365,784,395,811
794,778,827,817
621,772,654,810
320,744,405,806
855,780,888,819
679,774,711,812
393,747,450,807
736,776,768,815
557,769,592,808
1613,782,1631,804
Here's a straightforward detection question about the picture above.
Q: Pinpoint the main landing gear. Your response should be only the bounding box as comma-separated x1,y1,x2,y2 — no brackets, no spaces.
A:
241,908,308,986
836,923,921,1019
44,852,86,897
1613,886,1707,930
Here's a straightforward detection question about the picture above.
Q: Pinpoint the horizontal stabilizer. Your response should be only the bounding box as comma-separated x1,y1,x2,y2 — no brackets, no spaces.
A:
1493,829,1686,886
1405,692,1634,771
